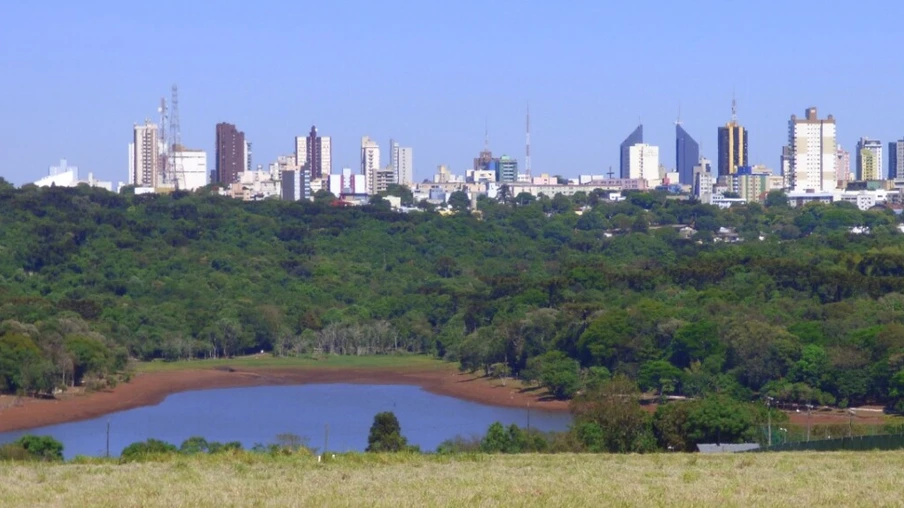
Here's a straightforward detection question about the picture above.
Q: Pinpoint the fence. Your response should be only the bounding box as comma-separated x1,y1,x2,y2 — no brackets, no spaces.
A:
754,433,904,452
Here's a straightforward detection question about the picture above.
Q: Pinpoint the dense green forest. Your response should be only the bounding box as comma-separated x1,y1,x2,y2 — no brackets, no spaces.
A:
3,178,904,410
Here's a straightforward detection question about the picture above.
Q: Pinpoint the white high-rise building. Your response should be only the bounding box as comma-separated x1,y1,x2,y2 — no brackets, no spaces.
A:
628,143,660,186
243,141,252,174
395,146,413,186
361,136,381,195
173,148,208,191
329,167,367,196
836,145,852,185
788,107,837,191
132,121,159,187
856,137,883,180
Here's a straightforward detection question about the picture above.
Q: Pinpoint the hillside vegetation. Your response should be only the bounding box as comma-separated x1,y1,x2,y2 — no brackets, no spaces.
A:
3,180,904,411
1,451,903,506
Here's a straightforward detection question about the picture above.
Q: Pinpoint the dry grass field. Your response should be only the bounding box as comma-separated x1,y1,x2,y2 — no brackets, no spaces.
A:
1,451,901,507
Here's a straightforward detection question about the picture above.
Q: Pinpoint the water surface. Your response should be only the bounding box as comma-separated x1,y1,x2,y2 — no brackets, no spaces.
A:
0,384,571,458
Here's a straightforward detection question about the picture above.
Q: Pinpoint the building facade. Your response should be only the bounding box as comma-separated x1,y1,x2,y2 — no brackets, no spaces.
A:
215,122,245,185
132,121,159,188
361,136,381,195
788,107,837,192
889,139,904,180
628,143,660,186
620,125,643,178
836,145,852,186
676,124,700,185
173,147,208,191
496,155,518,183
856,137,883,180
717,122,748,176
329,167,367,196
392,145,413,186
281,168,311,201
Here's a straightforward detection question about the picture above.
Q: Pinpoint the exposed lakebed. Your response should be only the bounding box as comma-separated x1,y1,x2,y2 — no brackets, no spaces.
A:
0,384,572,458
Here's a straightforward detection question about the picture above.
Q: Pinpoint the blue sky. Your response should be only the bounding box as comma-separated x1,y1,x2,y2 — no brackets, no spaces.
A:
2,0,903,185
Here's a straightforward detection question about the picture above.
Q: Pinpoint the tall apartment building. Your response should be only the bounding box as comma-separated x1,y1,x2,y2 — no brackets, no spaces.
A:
890,139,904,180
628,143,660,186
856,137,883,180
281,168,311,201
389,141,414,186
619,125,643,178
329,167,367,196
361,136,381,195
215,122,245,185
718,121,748,176
132,120,159,187
836,145,852,186
295,126,331,179
676,124,700,185
788,107,837,192
496,155,518,183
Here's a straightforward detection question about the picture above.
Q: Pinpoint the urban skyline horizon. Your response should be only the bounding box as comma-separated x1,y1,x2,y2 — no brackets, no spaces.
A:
3,2,904,186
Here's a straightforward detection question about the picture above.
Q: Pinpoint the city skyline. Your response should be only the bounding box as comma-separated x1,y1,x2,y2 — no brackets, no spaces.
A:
2,2,904,186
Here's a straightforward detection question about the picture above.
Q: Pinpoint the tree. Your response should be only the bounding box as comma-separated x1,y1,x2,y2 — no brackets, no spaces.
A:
381,184,414,206
535,351,581,399
765,190,789,208
638,360,682,396
313,189,337,204
569,375,654,453
448,191,470,212
366,411,409,452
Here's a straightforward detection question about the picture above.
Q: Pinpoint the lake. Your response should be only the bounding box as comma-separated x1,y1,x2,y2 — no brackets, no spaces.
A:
0,384,572,458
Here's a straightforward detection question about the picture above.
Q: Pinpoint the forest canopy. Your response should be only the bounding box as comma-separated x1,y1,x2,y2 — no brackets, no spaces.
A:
2,181,904,409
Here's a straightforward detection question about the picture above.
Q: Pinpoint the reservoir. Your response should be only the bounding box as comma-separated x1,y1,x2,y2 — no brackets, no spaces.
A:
0,384,571,458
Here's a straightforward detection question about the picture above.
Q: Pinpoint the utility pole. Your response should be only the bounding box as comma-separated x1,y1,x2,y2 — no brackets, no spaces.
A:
105,420,110,458
324,423,330,454
766,397,773,447
806,405,812,442
526,402,531,431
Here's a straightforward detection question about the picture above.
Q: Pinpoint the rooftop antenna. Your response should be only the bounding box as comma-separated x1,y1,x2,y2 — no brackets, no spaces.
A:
731,88,737,123
484,117,489,152
525,102,531,178
675,103,682,126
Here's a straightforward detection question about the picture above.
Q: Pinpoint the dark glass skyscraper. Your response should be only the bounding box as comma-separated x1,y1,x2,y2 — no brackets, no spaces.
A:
717,123,748,176
675,124,699,185
620,125,643,178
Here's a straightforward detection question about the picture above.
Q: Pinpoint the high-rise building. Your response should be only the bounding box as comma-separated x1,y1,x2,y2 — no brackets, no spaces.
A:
628,143,660,186
836,145,852,186
620,125,643,178
244,141,252,174
172,146,208,191
361,136,381,195
281,168,311,201
676,123,699,185
788,107,837,192
215,122,245,185
890,139,904,180
717,122,748,176
296,126,331,179
856,137,883,180
132,120,159,187
496,155,518,183
390,143,414,186
329,167,367,196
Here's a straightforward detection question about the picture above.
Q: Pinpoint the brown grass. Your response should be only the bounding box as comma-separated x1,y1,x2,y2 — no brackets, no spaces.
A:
0,451,901,507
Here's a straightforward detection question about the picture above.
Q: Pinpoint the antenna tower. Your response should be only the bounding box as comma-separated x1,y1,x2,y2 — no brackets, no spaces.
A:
169,84,184,190
731,90,737,123
525,103,531,178
158,97,168,187
484,118,489,153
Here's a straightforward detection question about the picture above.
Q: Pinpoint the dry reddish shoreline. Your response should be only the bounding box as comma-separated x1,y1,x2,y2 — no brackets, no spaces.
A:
0,366,568,434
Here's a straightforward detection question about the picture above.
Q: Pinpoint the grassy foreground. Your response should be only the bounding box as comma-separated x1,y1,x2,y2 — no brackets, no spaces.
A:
1,452,901,507
136,354,449,373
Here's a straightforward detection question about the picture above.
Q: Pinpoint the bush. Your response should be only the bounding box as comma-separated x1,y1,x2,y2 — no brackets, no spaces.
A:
120,438,178,461
15,435,64,461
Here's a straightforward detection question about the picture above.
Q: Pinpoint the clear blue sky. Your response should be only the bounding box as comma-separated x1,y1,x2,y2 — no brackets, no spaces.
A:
2,0,903,186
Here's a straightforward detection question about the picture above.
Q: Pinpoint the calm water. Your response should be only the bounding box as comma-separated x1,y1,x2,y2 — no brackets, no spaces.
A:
0,384,571,458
